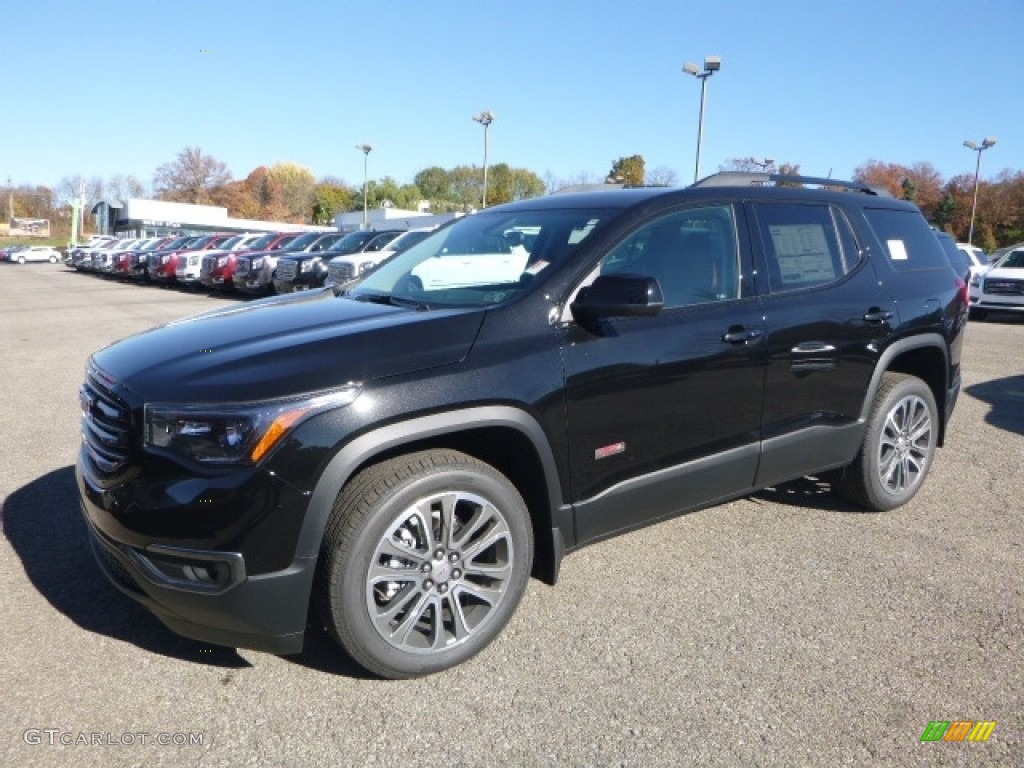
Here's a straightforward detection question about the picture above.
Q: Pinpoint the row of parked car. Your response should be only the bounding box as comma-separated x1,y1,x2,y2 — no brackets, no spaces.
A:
66,226,436,295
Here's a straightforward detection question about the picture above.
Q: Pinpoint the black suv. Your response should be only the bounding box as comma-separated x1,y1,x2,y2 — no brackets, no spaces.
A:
77,174,965,678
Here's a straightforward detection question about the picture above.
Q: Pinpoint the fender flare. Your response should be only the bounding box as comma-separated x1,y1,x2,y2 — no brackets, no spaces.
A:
858,333,949,422
291,405,567,564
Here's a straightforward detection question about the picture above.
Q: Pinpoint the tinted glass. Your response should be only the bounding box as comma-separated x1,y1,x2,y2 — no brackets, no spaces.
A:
598,204,741,307
754,203,859,292
352,208,607,307
863,208,950,272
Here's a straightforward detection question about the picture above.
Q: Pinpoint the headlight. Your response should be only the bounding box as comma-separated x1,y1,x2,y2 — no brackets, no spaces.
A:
144,386,361,464
969,274,981,287
217,255,228,267
359,260,376,274
251,257,264,269
300,259,316,273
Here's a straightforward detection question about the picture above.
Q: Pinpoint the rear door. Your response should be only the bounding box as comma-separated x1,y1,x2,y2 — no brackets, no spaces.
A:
746,200,895,487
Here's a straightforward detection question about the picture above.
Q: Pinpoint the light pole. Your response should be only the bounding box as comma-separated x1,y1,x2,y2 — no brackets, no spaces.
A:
356,143,373,230
683,56,721,183
963,137,996,246
472,110,495,207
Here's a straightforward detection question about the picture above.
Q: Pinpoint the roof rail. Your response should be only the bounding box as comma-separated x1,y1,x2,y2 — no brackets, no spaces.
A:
690,172,891,197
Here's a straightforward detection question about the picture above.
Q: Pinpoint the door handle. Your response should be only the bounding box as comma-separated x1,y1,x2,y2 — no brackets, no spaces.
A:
721,327,764,345
863,308,894,323
791,342,836,354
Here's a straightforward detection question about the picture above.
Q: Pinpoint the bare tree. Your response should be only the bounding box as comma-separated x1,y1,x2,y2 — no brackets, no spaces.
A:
153,146,232,204
646,166,679,187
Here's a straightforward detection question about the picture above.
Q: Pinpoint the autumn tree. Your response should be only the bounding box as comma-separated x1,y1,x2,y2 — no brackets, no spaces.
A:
153,146,232,204
853,161,944,219
267,162,317,222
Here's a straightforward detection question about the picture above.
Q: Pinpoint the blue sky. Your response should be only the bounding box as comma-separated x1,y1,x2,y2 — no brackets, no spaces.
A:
7,0,1023,196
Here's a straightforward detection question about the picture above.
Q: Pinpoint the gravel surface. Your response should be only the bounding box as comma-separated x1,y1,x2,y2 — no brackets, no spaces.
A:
2,264,1020,767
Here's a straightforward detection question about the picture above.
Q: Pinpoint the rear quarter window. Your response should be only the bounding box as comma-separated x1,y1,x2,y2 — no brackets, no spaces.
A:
863,208,949,272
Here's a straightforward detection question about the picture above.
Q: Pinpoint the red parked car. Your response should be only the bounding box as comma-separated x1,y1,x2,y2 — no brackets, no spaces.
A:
150,234,233,286
201,231,303,292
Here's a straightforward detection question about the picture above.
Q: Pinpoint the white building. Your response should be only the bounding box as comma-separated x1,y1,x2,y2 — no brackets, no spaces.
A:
333,205,464,233
92,198,334,237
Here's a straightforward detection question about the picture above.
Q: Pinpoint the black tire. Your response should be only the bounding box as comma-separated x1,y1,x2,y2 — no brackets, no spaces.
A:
315,449,533,679
969,308,988,321
836,372,937,511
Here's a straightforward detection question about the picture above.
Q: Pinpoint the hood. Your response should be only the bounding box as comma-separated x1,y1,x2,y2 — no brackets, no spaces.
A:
92,290,485,403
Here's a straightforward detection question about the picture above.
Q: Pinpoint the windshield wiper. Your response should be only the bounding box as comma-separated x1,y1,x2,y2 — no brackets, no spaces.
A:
353,292,431,311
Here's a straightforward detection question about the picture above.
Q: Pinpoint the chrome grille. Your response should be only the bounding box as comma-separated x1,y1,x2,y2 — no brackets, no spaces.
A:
984,278,1024,296
201,255,217,276
276,260,298,281
328,262,356,284
80,368,133,478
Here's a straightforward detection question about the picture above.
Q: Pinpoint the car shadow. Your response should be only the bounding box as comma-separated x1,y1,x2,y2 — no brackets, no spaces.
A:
3,467,249,668
751,475,864,513
966,373,1024,436
3,466,377,678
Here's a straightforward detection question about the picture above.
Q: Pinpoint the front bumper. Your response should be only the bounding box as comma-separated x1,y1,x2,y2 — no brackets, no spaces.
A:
84,512,313,653
76,447,316,654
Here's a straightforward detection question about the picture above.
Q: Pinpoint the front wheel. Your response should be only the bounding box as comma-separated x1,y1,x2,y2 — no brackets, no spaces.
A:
316,450,533,679
836,373,937,511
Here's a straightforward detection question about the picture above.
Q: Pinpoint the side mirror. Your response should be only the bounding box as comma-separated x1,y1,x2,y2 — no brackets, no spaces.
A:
570,274,664,324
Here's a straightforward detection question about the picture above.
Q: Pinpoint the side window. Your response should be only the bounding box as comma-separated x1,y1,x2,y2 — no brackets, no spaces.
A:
598,204,741,309
754,203,860,293
863,207,952,272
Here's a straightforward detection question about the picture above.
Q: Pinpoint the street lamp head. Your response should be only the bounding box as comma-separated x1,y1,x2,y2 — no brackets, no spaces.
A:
356,143,373,155
963,140,977,150
682,62,699,76
704,55,722,72
982,137,997,149
472,111,495,127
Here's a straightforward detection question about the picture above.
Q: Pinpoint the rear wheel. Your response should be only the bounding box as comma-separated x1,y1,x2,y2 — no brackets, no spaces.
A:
836,372,937,511
316,449,533,679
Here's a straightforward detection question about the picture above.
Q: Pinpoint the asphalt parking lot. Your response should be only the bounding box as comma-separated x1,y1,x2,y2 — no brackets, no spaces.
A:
1,263,1021,767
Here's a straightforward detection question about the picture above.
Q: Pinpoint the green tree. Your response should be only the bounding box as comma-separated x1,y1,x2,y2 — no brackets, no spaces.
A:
413,167,451,201
932,192,957,232
608,155,645,186
486,164,546,204
312,182,354,225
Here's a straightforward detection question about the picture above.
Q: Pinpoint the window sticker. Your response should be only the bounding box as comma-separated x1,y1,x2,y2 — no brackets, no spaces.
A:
768,224,836,284
887,239,909,260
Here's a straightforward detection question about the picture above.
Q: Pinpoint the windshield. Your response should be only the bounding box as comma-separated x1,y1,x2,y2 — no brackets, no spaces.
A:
325,231,380,254
350,208,606,307
247,234,277,250
998,250,1024,269
285,232,322,250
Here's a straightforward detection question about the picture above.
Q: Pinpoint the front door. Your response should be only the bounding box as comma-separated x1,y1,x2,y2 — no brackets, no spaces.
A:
559,203,766,545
